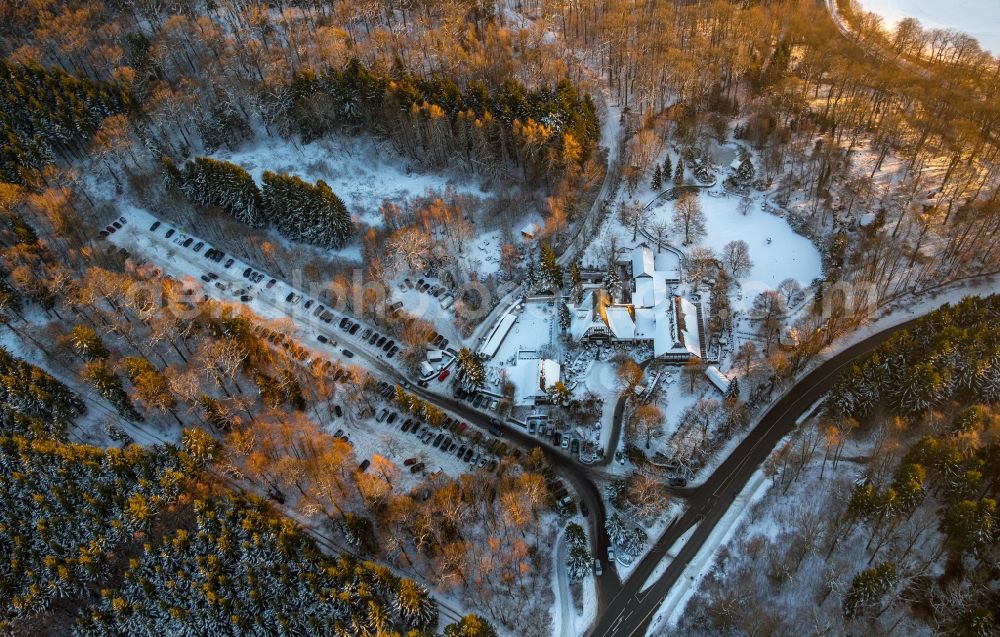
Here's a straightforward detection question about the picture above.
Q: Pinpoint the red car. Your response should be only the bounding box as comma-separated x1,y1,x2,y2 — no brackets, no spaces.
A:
437,369,450,382
403,457,417,466
456,422,468,433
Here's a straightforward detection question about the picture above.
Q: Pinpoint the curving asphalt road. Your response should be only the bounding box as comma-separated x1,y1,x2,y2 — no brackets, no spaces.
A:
588,316,918,636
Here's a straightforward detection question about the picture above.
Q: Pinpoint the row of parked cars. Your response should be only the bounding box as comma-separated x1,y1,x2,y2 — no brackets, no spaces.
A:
337,317,399,358
374,404,499,473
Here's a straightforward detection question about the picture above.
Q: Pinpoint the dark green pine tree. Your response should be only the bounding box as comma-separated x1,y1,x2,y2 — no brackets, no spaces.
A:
570,262,584,304
662,155,672,182
651,164,662,191
540,243,563,290
673,157,684,185
176,157,262,227
445,614,499,637
261,172,353,248
85,361,142,422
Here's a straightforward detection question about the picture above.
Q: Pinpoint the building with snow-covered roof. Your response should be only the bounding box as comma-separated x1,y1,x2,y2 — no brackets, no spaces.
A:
705,366,730,394
479,311,517,359
566,242,703,363
511,357,562,406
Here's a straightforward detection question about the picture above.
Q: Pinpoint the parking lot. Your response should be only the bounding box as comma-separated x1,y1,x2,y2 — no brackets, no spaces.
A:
103,209,504,478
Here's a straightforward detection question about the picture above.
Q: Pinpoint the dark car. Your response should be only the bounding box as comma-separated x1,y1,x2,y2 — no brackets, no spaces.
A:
571,439,580,455
433,433,444,448
376,336,387,347
165,229,175,238
320,311,334,323
112,221,122,229
579,501,589,517
463,447,474,462
243,267,253,278
401,420,412,433
317,334,329,343
368,332,379,345
150,221,161,231
382,339,394,352
349,324,360,335
285,292,296,302
358,459,370,472
410,462,425,474
404,457,417,466
266,278,276,288
334,404,343,417
341,349,354,358
387,412,397,424
224,258,234,268
98,230,108,238
192,241,204,252
488,425,502,437
339,317,350,329
182,238,193,247
240,295,252,302
313,305,326,317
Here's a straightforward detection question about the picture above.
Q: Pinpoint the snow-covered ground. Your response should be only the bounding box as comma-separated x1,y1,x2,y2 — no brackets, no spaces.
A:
857,0,1000,53
212,135,490,228
643,193,822,312
644,469,773,635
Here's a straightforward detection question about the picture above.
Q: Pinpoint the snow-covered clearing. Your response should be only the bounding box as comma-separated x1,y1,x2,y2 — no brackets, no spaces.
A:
212,135,490,228
643,192,823,312
857,0,1000,53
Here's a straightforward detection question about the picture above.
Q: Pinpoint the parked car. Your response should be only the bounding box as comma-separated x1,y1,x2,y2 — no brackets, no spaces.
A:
304,299,314,309
224,258,234,268
571,438,580,455
181,237,193,247
437,369,450,382
334,405,343,417
266,278,276,289
240,295,252,302
463,448,474,462
376,336,386,347
165,229,176,238
579,501,589,517
317,334,329,343
561,436,570,449
149,221,161,231
358,459,370,472
320,311,334,323
386,412,397,424
362,328,372,339
243,267,253,278
376,409,388,423
593,559,603,577
410,462,425,473
404,457,417,466
349,324,360,335
342,349,354,358
368,332,378,345
432,433,445,448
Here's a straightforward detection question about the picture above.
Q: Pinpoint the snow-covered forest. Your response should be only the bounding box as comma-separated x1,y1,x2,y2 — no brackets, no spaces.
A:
1,0,999,635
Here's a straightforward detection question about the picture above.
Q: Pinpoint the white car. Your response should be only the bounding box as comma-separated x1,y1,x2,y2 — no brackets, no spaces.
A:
607,547,616,563
593,558,603,577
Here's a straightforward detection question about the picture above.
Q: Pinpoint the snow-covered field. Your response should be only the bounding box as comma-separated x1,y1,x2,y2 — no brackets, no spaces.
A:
858,0,1000,52
643,194,822,311
212,135,490,228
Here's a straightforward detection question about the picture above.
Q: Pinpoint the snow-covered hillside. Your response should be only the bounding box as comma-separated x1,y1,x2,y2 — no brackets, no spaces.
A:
858,0,1000,52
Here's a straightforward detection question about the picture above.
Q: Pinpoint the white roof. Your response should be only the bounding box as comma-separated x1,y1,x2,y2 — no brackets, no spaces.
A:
653,296,701,359
631,243,655,278
512,358,561,405
605,306,636,339
634,308,657,339
520,222,538,238
420,361,435,376
634,274,668,308
479,312,517,358
427,349,444,361
705,366,730,393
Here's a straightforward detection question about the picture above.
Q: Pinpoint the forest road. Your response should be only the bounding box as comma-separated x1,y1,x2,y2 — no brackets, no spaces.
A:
587,315,919,637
